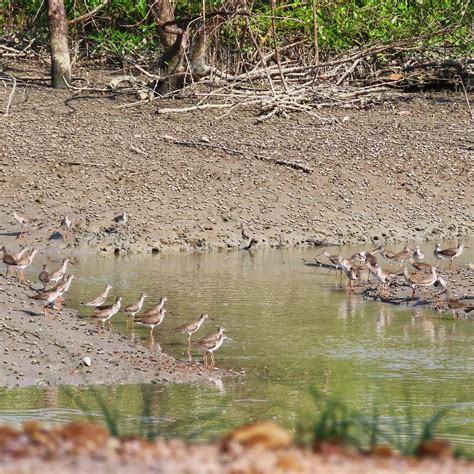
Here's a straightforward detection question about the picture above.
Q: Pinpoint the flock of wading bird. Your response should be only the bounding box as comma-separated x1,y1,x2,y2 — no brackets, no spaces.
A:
317,242,473,317
0,212,231,368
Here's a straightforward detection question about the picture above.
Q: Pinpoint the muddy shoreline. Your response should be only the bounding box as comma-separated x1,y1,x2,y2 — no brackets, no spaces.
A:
0,63,472,257
0,274,235,388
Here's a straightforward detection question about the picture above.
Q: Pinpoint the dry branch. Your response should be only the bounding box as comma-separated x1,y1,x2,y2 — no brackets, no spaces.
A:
68,0,109,26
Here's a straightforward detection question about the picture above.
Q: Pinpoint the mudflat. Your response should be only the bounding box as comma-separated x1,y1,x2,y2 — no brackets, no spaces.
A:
0,63,472,255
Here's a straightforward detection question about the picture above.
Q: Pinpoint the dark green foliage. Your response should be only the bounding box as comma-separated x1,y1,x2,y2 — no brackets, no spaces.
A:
1,0,472,63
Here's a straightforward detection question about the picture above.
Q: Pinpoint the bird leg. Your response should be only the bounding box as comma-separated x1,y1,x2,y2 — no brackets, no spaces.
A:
210,352,216,369
203,352,208,367
55,297,63,311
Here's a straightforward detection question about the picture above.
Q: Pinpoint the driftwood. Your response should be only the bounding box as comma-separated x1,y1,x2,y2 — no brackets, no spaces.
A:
302,258,339,270
166,137,312,174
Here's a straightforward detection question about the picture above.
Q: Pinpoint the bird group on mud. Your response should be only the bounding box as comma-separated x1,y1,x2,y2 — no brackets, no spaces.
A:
318,242,472,318
1,212,231,369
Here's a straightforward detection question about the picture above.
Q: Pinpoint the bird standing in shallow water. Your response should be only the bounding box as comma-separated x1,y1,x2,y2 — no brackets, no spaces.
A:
81,284,113,307
413,246,425,262
91,296,123,329
441,289,474,317
48,258,71,286
434,243,467,271
135,307,167,345
193,327,230,368
176,313,210,350
124,293,148,328
403,267,439,299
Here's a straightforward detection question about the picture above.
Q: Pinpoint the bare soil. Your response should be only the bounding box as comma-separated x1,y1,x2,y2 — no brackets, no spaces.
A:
0,61,472,256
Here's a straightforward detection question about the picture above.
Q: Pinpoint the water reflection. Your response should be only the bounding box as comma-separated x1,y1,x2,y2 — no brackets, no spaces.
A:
1,241,473,453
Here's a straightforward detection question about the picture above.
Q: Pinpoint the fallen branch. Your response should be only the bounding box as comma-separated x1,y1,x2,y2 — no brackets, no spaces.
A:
68,0,109,26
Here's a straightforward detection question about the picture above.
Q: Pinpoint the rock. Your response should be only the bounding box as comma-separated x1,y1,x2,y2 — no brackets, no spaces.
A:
220,422,292,451
82,357,92,367
415,439,453,458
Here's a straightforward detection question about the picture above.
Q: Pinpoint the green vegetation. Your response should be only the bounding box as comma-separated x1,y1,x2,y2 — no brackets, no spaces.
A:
295,388,458,456
1,0,472,63
62,384,467,457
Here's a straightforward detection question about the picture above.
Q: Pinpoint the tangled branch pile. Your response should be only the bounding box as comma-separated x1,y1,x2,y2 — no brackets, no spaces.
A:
1,0,472,117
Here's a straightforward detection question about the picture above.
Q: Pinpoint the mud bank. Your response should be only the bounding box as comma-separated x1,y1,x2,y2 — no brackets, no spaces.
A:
0,274,233,388
0,63,472,256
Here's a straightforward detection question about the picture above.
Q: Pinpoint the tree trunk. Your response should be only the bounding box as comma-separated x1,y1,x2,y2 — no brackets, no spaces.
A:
148,0,188,93
47,0,71,89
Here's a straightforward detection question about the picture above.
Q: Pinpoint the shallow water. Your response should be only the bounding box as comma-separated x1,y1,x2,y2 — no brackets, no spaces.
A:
2,240,474,453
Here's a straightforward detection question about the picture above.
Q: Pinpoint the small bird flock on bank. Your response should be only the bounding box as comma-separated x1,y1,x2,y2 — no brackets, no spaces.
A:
1,211,472,373
319,242,473,317
1,212,231,369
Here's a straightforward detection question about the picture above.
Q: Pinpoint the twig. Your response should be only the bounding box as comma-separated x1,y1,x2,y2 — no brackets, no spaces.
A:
68,0,109,26
156,103,233,114
336,58,361,86
3,73,17,116
312,0,319,64
458,75,473,120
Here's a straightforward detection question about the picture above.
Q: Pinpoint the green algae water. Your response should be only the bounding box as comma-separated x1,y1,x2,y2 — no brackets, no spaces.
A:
1,241,473,453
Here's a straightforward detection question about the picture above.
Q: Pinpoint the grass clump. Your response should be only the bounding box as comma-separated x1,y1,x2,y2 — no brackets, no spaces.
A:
296,388,454,456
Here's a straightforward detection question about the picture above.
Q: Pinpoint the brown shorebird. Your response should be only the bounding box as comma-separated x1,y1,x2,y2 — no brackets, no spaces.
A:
434,243,467,271
53,274,75,310
413,246,425,262
340,259,359,290
408,258,432,273
81,284,113,307
60,216,73,240
367,263,395,297
48,258,71,286
1,246,18,277
113,211,128,225
175,313,210,349
91,296,123,329
391,246,412,267
376,246,397,267
31,287,65,319
135,307,167,343
358,251,378,282
403,267,438,299
38,264,51,289
441,290,474,317
13,212,31,239
193,327,229,368
133,296,167,318
124,293,148,327
16,249,38,284
322,251,344,279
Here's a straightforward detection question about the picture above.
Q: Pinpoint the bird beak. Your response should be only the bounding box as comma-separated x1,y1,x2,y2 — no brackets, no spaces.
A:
225,336,233,341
